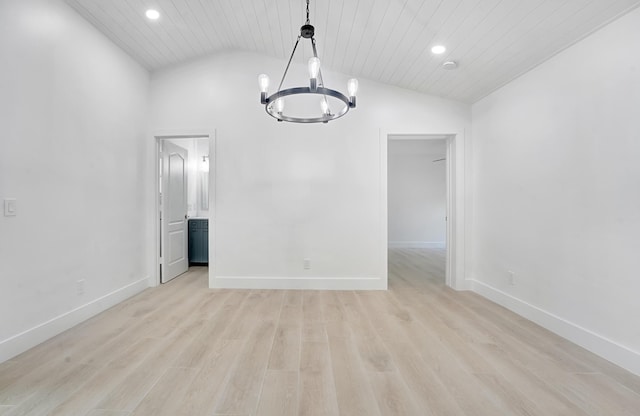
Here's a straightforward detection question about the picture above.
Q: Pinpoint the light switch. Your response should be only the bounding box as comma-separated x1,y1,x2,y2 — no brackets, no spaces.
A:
4,198,16,216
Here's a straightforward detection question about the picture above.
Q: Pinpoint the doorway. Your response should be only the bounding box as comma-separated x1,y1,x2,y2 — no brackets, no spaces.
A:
155,133,213,286
381,131,466,290
388,136,447,286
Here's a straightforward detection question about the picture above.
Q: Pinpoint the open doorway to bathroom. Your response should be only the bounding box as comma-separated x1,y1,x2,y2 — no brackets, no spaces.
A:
155,134,212,286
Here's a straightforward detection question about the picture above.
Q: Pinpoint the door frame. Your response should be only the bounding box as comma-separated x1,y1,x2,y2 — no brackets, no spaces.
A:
153,129,216,288
380,129,467,290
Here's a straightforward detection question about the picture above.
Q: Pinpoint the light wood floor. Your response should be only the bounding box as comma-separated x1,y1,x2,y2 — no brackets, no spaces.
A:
2,248,640,416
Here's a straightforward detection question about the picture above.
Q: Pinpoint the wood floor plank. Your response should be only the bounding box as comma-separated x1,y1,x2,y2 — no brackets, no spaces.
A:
328,335,382,416
343,294,401,373
554,372,640,415
267,300,302,372
380,339,464,416
223,291,274,340
302,291,324,323
129,367,200,416
368,371,422,416
0,362,26,404
172,293,242,369
298,341,340,416
0,407,15,416
302,322,327,343
0,357,67,406
283,290,303,306
472,342,587,415
86,410,130,416
350,325,394,373
255,370,298,416
214,319,278,414
437,289,635,415
174,339,243,416
9,314,134,371
268,320,301,371
48,362,137,416
5,363,98,416
384,294,553,415
553,338,640,395
319,291,347,322
95,315,206,412
93,367,160,413
48,338,161,415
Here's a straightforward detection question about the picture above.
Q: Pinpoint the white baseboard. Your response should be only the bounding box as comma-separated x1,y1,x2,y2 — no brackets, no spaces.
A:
212,276,386,290
452,278,472,292
388,241,445,249
0,277,149,364
468,279,640,377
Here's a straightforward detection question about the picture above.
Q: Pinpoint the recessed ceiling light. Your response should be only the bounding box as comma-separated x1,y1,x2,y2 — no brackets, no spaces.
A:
431,45,446,55
146,9,160,20
442,61,458,70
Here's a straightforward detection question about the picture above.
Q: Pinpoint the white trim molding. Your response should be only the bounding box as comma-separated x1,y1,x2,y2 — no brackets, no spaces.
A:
388,241,446,249
380,129,468,291
212,276,386,290
151,129,216,289
469,279,640,377
0,277,149,363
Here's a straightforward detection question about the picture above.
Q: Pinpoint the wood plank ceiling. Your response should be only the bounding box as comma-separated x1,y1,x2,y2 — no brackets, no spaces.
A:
64,0,640,103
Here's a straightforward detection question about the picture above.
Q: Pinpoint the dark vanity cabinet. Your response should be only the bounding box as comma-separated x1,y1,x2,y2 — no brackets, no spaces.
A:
188,218,208,265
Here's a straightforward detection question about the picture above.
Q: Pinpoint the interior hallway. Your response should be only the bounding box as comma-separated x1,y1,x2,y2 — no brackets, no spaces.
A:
1,250,639,415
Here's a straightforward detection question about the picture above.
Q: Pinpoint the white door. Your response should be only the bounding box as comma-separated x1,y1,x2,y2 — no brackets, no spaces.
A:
161,141,189,283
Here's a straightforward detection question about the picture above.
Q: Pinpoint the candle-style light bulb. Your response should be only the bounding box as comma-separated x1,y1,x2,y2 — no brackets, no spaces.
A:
347,78,358,108
258,74,270,104
258,74,270,92
347,78,358,97
308,57,321,78
275,98,285,114
320,99,329,115
308,57,320,91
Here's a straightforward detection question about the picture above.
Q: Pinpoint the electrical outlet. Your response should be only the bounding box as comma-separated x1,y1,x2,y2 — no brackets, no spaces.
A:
303,258,311,270
76,279,85,295
507,270,515,286
4,198,17,217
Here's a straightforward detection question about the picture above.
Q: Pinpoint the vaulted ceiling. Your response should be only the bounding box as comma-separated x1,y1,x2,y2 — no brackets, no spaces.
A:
65,0,640,103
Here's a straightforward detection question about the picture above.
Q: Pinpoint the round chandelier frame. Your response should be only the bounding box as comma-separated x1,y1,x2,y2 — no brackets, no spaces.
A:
265,87,352,123
258,0,358,124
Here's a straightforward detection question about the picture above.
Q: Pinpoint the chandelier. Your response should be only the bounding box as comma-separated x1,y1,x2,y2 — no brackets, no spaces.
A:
258,0,358,123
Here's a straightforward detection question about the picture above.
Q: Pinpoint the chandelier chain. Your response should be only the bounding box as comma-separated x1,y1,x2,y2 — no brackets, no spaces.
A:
306,0,310,24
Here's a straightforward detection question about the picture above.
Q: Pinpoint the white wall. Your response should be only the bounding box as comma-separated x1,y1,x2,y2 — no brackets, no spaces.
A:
388,139,446,248
149,51,470,289
471,7,640,375
0,0,150,362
